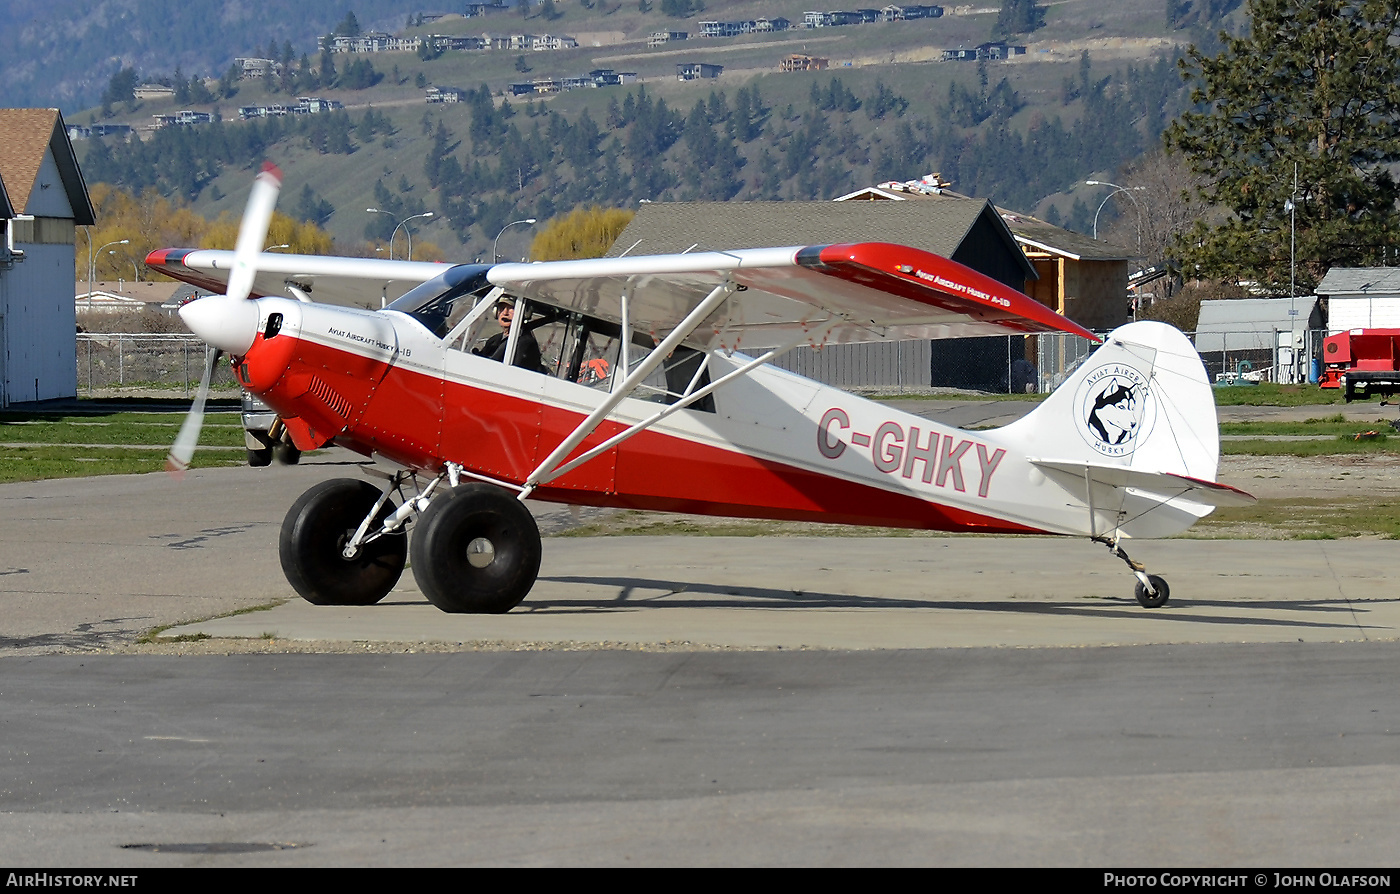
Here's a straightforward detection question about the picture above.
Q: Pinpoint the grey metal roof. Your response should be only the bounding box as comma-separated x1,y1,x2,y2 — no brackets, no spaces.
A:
604,199,1035,279
1194,296,1321,352
1316,267,1400,296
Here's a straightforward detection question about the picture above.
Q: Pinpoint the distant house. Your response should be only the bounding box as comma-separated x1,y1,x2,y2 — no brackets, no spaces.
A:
425,86,468,103
152,111,213,128
781,54,829,71
698,20,759,38
0,108,97,406
75,280,183,315
941,47,978,61
133,83,176,100
464,1,507,16
234,57,278,78
532,34,579,51
66,124,132,141
677,63,723,81
297,97,342,114
977,41,1027,59
649,30,688,47
882,4,943,20
330,31,402,53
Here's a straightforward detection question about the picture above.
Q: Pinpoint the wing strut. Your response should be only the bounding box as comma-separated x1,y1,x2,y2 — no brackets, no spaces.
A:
524,319,837,493
518,281,737,499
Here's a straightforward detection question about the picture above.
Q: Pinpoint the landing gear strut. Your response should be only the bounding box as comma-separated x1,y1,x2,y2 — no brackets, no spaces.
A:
279,478,407,605
1095,536,1170,608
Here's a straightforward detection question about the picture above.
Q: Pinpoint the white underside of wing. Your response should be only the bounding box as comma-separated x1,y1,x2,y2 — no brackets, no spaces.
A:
165,250,448,307
489,248,1069,350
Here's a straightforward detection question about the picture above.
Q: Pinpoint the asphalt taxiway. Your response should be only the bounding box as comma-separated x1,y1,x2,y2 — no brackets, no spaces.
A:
2,444,1399,865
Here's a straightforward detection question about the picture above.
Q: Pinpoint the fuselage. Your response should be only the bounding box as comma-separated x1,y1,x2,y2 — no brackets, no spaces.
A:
231,295,1110,537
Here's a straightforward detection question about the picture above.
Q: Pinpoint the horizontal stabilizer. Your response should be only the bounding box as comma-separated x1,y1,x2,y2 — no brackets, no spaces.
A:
1031,458,1257,508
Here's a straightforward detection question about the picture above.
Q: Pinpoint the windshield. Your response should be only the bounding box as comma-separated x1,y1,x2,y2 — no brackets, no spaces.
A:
386,264,493,337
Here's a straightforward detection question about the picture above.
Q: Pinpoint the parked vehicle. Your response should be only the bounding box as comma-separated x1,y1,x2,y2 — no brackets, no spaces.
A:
1318,328,1400,402
241,390,301,465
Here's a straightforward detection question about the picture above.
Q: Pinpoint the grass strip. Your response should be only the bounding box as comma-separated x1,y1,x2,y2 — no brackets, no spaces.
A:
0,445,246,483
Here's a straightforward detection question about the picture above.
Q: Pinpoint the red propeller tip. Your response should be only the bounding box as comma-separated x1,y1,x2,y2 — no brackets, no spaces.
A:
259,161,284,185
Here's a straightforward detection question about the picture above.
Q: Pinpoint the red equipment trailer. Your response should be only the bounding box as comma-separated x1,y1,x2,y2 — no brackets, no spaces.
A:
1319,328,1400,402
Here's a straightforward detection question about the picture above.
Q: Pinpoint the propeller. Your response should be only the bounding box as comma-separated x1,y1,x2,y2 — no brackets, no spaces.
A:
167,162,283,477
165,347,221,475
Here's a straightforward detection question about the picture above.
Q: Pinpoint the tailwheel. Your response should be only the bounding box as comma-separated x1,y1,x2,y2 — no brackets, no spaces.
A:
1098,537,1171,609
279,478,406,606
1134,574,1170,609
410,483,541,614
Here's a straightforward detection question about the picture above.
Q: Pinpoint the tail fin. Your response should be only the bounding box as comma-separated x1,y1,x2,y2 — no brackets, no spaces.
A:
996,321,1252,539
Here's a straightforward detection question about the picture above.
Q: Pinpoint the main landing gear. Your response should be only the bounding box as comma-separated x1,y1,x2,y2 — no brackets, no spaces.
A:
277,473,542,613
279,479,407,605
1095,536,1170,608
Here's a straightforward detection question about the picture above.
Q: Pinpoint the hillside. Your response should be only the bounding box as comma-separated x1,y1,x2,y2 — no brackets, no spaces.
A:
53,0,1244,262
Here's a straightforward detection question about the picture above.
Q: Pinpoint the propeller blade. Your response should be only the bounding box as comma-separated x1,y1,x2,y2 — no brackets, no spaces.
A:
225,161,283,303
165,347,222,478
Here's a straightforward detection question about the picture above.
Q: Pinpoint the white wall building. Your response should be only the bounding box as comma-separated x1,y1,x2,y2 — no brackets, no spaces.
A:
0,108,96,406
1317,268,1400,331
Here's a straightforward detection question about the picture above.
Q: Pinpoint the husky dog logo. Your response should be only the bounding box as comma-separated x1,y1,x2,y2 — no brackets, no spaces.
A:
1074,364,1154,457
1088,378,1141,446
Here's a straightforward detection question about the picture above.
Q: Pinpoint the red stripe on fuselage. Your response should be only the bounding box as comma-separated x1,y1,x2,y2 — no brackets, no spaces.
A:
251,334,1045,534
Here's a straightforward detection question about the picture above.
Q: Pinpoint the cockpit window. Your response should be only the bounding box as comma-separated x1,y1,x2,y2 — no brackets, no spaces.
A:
387,264,493,337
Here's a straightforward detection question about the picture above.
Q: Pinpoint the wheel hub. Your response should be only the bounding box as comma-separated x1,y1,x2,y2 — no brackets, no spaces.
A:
466,537,496,568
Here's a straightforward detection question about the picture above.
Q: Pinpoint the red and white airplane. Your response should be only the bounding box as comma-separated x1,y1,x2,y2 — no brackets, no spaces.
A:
150,165,1253,614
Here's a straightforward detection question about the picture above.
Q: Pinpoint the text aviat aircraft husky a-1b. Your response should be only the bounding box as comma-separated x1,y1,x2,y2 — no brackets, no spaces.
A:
151,165,1253,614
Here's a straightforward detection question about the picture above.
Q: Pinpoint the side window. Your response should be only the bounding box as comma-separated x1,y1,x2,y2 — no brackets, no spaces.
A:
442,297,714,412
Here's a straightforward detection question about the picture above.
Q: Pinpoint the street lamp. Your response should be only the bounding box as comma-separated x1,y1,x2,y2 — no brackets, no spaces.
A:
367,209,435,260
87,238,129,302
1085,180,1145,250
399,212,434,261
494,218,537,262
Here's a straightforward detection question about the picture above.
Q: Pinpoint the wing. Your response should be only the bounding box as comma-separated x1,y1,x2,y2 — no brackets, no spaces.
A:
146,249,448,308
489,242,1098,349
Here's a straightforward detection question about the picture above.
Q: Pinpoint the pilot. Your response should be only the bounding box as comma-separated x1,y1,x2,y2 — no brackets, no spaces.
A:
475,296,546,373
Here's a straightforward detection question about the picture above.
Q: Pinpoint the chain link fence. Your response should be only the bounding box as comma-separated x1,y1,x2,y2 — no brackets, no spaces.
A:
75,329,1334,397
77,333,238,396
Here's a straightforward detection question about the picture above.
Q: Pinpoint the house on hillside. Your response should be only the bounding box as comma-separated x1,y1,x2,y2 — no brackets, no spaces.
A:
0,108,96,406
781,54,829,71
677,63,724,81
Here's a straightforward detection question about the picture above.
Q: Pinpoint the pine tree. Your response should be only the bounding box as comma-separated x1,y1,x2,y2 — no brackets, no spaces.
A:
994,0,1045,37
1166,0,1400,290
